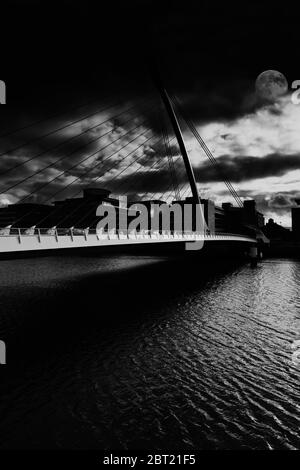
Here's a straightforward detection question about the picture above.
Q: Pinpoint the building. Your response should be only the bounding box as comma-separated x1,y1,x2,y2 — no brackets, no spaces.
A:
201,199,215,233
263,218,291,241
0,203,52,228
214,205,227,233
243,200,265,228
0,188,126,230
0,190,268,237
221,199,264,235
221,202,244,233
42,188,124,229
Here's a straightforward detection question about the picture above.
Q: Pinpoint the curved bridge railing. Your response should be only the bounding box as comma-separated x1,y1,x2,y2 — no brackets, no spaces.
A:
0,227,257,254
0,227,257,242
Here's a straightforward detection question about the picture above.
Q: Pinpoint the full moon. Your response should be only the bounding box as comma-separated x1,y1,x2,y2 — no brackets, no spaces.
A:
255,70,288,101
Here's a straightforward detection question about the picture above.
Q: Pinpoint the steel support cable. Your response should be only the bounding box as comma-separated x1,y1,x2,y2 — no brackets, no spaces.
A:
0,101,128,159
16,130,156,227
156,103,177,202
166,135,181,201
0,107,155,197
176,177,193,200
76,133,164,201
116,155,165,198
121,125,177,201
116,156,171,201
145,155,186,202
58,202,100,230
180,184,192,200
113,137,177,196
133,160,173,202
157,173,190,203
153,176,185,203
151,182,184,204
155,155,195,203
161,183,190,205
6,116,154,203
161,138,193,201
79,132,160,191
183,124,242,206
40,133,160,228
175,106,242,207
161,126,177,202
151,154,189,202
59,137,166,229
185,120,243,207
118,149,177,200
0,98,153,178
52,133,161,227
38,127,154,207
79,158,187,233
0,95,122,140
102,151,157,196
160,106,181,201
129,153,177,202
170,94,243,208
71,144,171,228
153,104,173,194
175,166,192,198
131,108,183,204
169,93,240,198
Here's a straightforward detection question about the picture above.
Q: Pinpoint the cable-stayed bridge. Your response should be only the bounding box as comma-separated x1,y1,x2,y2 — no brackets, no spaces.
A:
0,85,262,257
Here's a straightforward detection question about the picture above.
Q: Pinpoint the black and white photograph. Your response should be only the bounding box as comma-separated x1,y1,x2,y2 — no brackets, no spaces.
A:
0,0,300,461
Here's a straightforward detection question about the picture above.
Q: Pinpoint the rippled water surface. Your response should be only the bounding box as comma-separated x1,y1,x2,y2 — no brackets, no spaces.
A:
0,255,299,450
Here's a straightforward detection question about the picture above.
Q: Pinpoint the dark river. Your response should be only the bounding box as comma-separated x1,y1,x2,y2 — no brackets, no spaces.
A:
0,255,299,450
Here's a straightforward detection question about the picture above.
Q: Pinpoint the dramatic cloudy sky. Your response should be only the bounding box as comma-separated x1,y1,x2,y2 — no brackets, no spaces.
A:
0,0,299,226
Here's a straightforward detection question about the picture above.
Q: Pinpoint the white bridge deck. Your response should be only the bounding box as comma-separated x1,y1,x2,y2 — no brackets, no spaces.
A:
0,228,256,253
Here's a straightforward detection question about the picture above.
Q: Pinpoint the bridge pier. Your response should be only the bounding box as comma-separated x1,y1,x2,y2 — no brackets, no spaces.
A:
249,245,259,266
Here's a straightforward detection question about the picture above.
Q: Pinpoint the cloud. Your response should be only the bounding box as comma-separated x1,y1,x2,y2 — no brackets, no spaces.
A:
268,193,297,209
0,196,13,207
193,153,300,183
107,150,300,195
0,102,161,203
186,95,300,164
0,92,299,229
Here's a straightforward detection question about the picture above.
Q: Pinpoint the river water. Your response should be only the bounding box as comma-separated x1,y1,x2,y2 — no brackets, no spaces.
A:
0,255,299,450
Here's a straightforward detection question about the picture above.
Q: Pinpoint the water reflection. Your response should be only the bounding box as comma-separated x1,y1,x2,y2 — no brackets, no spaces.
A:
0,255,299,449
